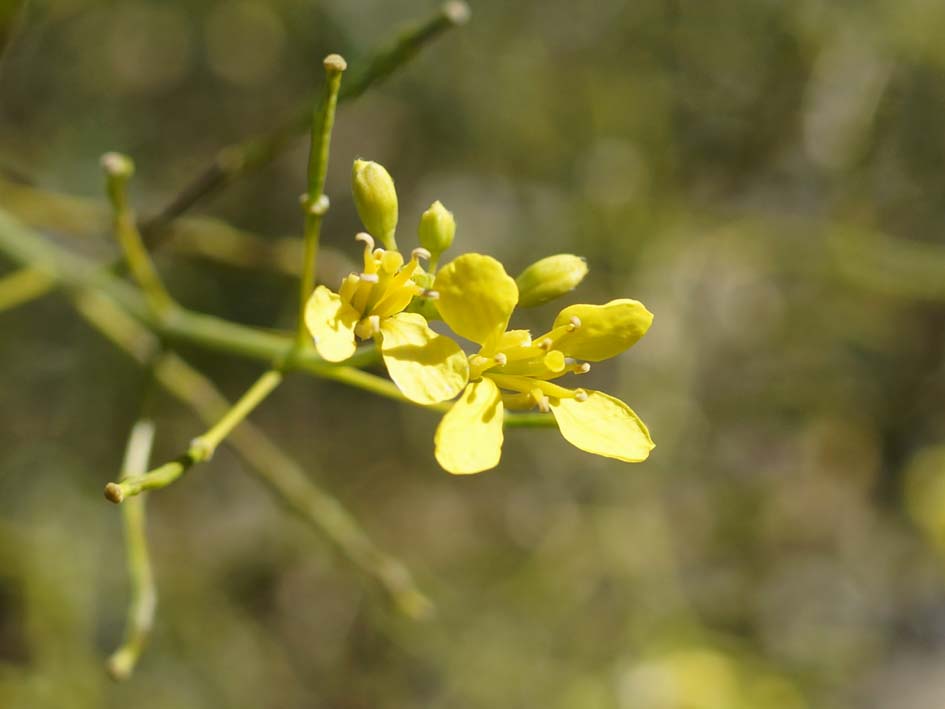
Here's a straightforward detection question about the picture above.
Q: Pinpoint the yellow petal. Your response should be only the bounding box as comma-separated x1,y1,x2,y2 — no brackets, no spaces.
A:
551,299,653,361
435,379,504,474
551,389,653,462
379,313,469,405
433,253,518,346
304,285,359,362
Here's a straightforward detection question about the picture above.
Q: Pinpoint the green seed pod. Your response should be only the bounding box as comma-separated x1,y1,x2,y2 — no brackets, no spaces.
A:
352,159,398,249
515,254,588,307
418,200,455,259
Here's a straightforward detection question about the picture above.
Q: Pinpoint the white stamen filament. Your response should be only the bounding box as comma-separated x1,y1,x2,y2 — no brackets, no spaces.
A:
354,232,375,250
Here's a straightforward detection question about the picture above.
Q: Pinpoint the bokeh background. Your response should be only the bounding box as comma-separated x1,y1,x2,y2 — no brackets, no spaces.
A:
4,0,945,707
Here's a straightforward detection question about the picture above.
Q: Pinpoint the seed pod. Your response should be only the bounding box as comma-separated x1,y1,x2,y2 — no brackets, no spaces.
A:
515,254,588,307
352,159,398,249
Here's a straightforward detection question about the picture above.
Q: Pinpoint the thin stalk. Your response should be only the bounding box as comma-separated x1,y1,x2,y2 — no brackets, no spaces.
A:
298,55,346,345
0,267,54,312
0,207,555,428
140,2,470,248
104,370,283,503
101,153,173,316
106,416,158,680
75,290,432,616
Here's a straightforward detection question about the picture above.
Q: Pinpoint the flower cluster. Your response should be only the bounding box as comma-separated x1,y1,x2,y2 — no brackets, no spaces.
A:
306,160,655,474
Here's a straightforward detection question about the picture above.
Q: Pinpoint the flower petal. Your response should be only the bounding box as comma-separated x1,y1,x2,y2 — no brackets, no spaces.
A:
551,389,654,462
435,379,504,474
304,285,359,362
433,253,518,347
551,299,653,361
379,313,469,405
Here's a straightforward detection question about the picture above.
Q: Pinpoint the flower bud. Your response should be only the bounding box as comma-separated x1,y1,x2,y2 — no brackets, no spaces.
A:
418,200,455,258
352,159,398,249
515,254,588,307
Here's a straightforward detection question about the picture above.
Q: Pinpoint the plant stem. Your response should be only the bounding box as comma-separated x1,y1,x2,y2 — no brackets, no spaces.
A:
0,207,555,427
0,266,54,312
139,2,470,249
104,370,283,503
101,153,174,317
298,55,346,345
75,290,432,616
106,416,158,681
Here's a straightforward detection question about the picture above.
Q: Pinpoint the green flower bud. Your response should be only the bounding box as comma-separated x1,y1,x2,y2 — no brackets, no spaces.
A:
515,254,588,308
418,200,455,258
352,159,398,249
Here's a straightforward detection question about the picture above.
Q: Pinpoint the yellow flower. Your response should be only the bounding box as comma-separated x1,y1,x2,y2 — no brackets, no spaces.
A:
431,253,655,474
304,233,468,405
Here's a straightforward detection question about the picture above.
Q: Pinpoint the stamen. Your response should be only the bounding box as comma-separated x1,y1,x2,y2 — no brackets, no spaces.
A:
422,289,440,300
568,315,582,331
537,396,551,413
537,338,553,351
494,353,508,366
575,362,591,374
354,233,375,250
574,389,588,402
411,247,432,261
367,314,380,334
359,272,379,283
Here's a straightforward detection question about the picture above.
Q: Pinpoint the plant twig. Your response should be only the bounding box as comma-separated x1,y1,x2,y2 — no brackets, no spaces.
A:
298,55,345,344
101,152,174,317
106,415,158,680
0,206,555,427
74,291,433,617
0,266,53,312
139,2,470,248
104,370,283,503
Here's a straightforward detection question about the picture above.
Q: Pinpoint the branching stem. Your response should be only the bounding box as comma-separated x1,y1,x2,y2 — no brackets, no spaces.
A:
105,370,283,503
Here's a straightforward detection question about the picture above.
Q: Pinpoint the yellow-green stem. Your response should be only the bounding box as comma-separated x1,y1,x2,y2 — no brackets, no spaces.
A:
105,369,283,503
105,417,158,680
102,153,174,316
297,55,346,345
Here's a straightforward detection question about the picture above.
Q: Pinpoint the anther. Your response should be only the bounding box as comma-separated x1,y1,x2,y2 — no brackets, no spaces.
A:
568,315,582,331
574,389,589,402
575,362,591,374
355,232,375,250
537,338,553,351
308,194,330,216
422,289,440,300
411,247,432,261
367,314,380,335
359,272,379,283
537,396,551,413
494,353,508,366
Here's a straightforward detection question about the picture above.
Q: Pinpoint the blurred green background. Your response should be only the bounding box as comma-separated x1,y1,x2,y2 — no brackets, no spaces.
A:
4,0,945,707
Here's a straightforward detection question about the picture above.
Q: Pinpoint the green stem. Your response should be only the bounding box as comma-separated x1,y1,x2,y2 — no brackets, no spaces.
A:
139,2,470,249
0,267,54,312
105,370,283,503
0,207,554,427
75,290,432,616
102,153,174,316
105,416,158,680
297,55,346,345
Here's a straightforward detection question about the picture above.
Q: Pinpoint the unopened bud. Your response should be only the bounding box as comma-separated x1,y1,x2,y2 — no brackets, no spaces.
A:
352,159,398,249
418,200,455,258
515,254,588,307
